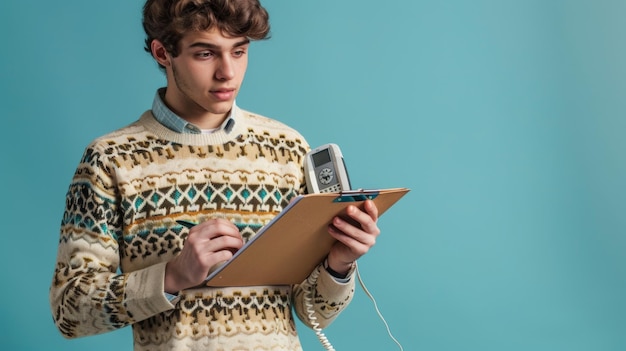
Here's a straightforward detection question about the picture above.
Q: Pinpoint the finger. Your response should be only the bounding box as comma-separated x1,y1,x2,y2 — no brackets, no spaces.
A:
180,234,242,284
204,235,244,254
364,199,379,222
329,216,376,247
183,219,243,262
344,204,380,237
190,218,241,240
327,222,371,257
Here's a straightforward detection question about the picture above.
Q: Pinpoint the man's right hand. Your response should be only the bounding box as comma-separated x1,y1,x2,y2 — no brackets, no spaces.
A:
164,219,244,293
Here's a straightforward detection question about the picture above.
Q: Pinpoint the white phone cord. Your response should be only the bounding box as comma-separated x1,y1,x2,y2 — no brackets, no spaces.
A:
356,268,404,351
304,265,336,351
304,265,404,351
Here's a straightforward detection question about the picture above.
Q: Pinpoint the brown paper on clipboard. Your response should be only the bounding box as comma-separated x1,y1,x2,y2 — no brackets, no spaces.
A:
204,187,410,287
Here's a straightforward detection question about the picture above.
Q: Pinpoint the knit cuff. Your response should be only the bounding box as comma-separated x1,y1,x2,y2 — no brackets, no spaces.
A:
124,261,176,320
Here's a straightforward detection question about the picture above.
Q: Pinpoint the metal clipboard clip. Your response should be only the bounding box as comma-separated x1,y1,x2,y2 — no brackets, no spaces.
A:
332,189,380,203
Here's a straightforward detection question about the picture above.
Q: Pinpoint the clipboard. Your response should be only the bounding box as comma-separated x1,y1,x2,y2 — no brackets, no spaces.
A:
203,187,410,287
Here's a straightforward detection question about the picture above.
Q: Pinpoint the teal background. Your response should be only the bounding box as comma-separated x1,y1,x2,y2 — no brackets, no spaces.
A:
1,0,625,350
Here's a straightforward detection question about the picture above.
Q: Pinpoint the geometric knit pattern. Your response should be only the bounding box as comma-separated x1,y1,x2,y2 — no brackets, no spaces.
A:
50,109,355,351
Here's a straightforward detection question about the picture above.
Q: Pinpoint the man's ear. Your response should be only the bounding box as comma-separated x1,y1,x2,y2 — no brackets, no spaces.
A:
150,39,171,67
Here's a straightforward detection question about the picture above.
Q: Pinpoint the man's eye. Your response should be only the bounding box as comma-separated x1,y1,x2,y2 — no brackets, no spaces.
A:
197,52,214,58
233,50,246,57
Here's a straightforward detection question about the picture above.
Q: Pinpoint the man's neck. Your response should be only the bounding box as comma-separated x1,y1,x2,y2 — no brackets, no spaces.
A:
162,91,231,130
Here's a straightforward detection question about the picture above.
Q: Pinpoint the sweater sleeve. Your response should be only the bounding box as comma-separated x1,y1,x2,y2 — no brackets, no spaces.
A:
292,262,356,330
49,144,173,339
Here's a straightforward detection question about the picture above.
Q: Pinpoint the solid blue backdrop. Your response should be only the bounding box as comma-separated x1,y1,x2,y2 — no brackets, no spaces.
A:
1,1,625,350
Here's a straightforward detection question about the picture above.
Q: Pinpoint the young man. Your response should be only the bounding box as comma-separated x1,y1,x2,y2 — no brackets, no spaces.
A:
50,1,381,350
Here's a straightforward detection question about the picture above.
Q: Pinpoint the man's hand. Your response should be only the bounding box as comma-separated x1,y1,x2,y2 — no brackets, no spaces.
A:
326,199,380,275
164,219,243,293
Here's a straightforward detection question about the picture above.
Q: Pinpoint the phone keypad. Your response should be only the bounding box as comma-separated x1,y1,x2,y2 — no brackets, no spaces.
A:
320,184,342,193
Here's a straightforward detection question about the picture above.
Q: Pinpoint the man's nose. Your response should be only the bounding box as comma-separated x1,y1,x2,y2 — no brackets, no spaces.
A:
216,57,235,80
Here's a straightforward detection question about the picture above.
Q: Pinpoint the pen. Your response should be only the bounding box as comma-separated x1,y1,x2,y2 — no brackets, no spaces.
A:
176,220,198,228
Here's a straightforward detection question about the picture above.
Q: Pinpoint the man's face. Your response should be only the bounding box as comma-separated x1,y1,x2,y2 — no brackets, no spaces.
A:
164,28,250,125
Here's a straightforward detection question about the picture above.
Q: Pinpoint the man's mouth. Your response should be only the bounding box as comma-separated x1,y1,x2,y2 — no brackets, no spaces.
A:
210,88,236,101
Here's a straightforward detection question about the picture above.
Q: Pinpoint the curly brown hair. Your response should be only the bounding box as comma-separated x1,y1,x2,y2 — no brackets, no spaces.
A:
142,0,270,66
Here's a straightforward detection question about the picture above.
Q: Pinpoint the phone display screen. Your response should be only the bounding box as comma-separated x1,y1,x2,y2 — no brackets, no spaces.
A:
312,149,331,167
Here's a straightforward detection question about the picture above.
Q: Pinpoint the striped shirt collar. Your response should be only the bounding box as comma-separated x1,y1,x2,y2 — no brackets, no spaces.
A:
151,88,237,134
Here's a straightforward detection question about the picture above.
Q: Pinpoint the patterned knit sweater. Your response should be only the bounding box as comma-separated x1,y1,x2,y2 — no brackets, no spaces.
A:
50,108,355,351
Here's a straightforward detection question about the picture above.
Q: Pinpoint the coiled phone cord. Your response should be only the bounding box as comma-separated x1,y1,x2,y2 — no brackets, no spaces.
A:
304,265,336,351
303,263,404,351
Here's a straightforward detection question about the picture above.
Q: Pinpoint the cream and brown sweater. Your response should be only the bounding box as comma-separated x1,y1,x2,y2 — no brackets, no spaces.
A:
50,108,355,351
